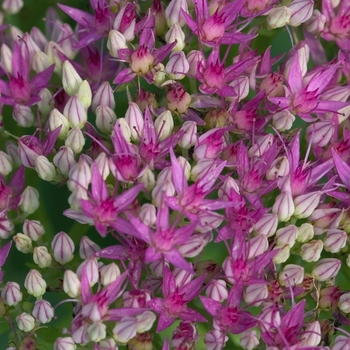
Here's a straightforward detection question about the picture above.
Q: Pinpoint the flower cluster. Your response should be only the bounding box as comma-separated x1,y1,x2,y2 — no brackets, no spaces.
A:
0,0,350,349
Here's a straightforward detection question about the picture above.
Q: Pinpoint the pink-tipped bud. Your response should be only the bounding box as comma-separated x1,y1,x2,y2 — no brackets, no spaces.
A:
88,322,106,343
54,337,76,350
1,281,22,306
272,110,295,131
166,83,191,114
288,0,314,27
294,191,321,219
113,317,137,343
205,279,228,302
125,102,144,142
130,46,154,74
273,191,295,222
277,225,299,248
92,82,116,113
32,299,54,324
100,263,121,287
309,208,342,233
62,60,83,96
312,258,341,282
53,146,76,177
279,264,304,286
187,50,205,77
338,292,350,314
244,284,269,306
301,240,323,262
33,246,52,268
305,9,326,35
178,121,197,149
165,0,188,27
300,321,321,346
23,219,45,241
165,24,186,52
267,6,292,29
323,229,347,253
51,231,74,265
306,121,335,147
139,204,157,227
77,257,99,287
205,330,228,350
79,236,100,259
297,223,314,243
49,109,70,140
63,270,81,298
64,95,87,129
13,233,32,253
113,4,136,41
38,88,54,116
16,312,35,332
65,127,85,154
240,330,259,350
24,269,47,297
13,104,34,127
68,158,91,191
0,151,12,176
35,155,56,182
96,105,117,133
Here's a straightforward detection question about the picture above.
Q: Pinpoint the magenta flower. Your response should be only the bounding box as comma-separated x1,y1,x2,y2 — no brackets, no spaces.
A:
0,42,54,106
149,266,206,332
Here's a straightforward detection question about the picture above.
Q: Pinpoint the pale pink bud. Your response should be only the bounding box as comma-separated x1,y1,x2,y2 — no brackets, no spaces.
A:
297,223,314,243
155,110,174,141
248,234,268,259
272,110,295,131
165,0,188,27
240,330,259,350
33,246,52,268
137,168,155,192
301,240,323,262
244,284,269,306
68,188,89,212
123,290,151,308
32,299,54,324
205,330,228,350
38,88,54,116
323,229,347,253
53,146,76,177
23,219,45,241
20,186,40,214
0,151,12,176
125,102,144,142
16,312,35,332
99,338,117,350
157,166,172,182
300,321,321,346
305,9,326,35
56,24,77,59
54,337,76,350
309,208,342,233
288,0,314,27
152,181,175,207
113,317,137,343
64,95,87,129
333,335,350,350
0,217,14,239
338,292,350,314
30,27,47,49
294,191,321,219
32,51,51,73
267,6,291,29
312,258,341,281
178,121,197,149
62,60,82,96
100,263,121,287
6,142,21,167
248,134,274,158
279,264,304,286
2,0,23,14
79,236,100,259
63,270,81,298
136,311,157,333
107,30,127,59
218,177,240,202
187,50,205,76
68,158,91,191
206,279,228,302
13,104,34,127
1,281,22,306
139,204,157,227
165,24,186,52
92,81,115,113
173,267,193,287
51,231,74,265
273,244,291,264
35,155,56,182
273,191,295,222
49,109,70,140
13,233,32,253
1,44,12,74
253,214,278,237
96,105,117,133
77,257,99,287
88,322,106,342
24,269,47,297
77,80,92,110
306,121,335,147
149,259,166,277
65,127,85,154
259,304,281,332
266,156,290,180
178,234,205,258
276,225,298,247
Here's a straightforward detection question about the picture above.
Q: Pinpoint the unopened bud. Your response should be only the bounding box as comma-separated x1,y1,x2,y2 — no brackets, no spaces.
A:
16,312,35,332
267,6,291,29
152,181,175,207
178,121,197,149
99,338,117,350
35,155,56,182
64,95,87,129
155,110,174,141
113,317,137,343
279,264,304,286
23,219,45,241
272,110,295,131
300,240,323,262
92,81,115,113
65,127,85,154
100,263,121,287
88,322,107,342
165,24,186,52
32,51,51,73
273,245,290,264
273,191,295,222
52,231,74,265
33,246,52,268
248,234,268,259
205,330,228,350
1,282,22,306
240,330,259,350
96,105,117,133
139,204,157,227
0,151,12,176
13,104,34,127
305,9,326,35
300,321,321,346
24,269,47,297
62,60,83,96
49,109,70,140
312,258,341,282
68,158,91,191
297,223,314,243
187,50,205,76
20,186,39,214
32,299,54,324
288,0,314,27
2,0,23,15
165,0,188,27
107,30,128,58
253,213,278,237
38,88,54,116
77,257,99,287
79,236,100,259
266,156,290,180
13,233,32,253
63,270,81,298
323,229,347,253
125,102,144,142
138,167,156,192
136,311,156,333
1,44,12,74
54,337,76,350
294,191,321,219
338,292,350,314
53,146,76,177
245,283,268,306
206,279,228,302
77,80,92,110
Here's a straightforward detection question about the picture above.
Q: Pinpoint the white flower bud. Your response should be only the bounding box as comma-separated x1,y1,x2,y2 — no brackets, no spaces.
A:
272,110,295,131
96,105,117,133
1,44,12,74
77,80,92,110
273,244,290,264
63,270,81,298
276,225,298,247
92,81,115,112
24,269,47,297
35,155,56,182
0,151,12,176
297,223,314,243
38,88,54,116
62,60,83,96
253,213,278,237
13,233,32,253
165,24,185,52
312,258,341,282
267,6,291,29
300,240,323,262
64,95,87,129
323,229,347,253
113,317,137,343
88,322,106,342
16,312,35,332
279,264,304,286
33,246,52,268
1,282,22,306
266,156,290,180
138,167,155,192
206,279,228,302
338,293,350,314
54,337,76,350
20,186,39,214
300,321,321,346
273,191,295,222
155,110,174,141
13,104,34,127
32,299,54,324
107,30,127,58
49,108,70,140
244,284,268,306
136,311,156,333
65,127,85,154
125,102,144,142
53,146,76,177
294,191,321,219
32,51,51,73
100,263,121,287
23,219,45,241
139,204,157,227
178,121,197,149
240,330,259,350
